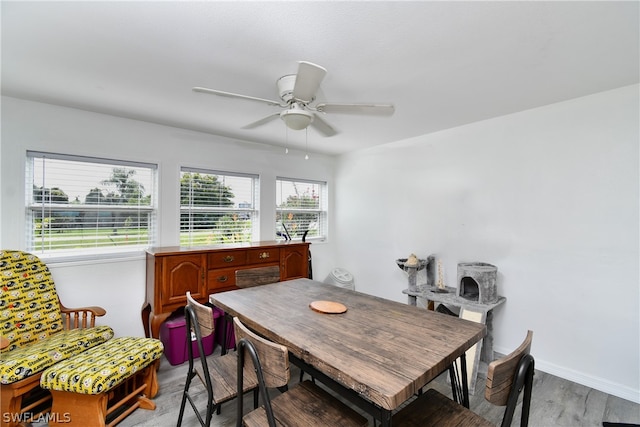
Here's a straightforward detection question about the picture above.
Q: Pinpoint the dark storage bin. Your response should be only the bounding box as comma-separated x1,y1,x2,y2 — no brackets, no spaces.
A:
159,308,220,365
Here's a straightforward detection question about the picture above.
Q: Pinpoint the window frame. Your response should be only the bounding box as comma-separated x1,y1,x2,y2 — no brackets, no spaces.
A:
25,151,157,259
179,167,259,246
275,176,328,242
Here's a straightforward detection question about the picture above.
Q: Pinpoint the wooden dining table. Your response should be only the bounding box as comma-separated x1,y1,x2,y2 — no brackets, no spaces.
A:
210,278,486,426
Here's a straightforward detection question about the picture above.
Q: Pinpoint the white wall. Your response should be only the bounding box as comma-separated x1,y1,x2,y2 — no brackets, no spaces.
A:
0,96,338,338
2,85,638,403
332,85,639,402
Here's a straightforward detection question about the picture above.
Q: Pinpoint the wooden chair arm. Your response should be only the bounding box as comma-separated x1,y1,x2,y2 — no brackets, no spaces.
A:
60,305,107,317
59,300,107,329
0,335,9,350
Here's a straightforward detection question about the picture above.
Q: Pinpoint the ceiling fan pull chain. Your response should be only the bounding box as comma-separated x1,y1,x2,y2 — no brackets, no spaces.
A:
285,126,289,154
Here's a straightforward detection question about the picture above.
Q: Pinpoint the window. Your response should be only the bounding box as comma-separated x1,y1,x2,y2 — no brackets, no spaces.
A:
276,177,327,241
26,151,157,257
180,168,258,246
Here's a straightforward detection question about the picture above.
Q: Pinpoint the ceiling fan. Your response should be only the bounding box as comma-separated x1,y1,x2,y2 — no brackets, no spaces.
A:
193,61,394,137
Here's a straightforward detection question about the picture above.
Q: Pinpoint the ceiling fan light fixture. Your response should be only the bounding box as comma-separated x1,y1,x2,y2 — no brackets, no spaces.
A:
194,60,393,137
280,108,314,130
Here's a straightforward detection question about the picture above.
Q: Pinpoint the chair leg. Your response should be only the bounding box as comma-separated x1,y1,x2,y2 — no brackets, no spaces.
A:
176,389,188,426
0,387,23,427
176,371,194,426
205,401,215,426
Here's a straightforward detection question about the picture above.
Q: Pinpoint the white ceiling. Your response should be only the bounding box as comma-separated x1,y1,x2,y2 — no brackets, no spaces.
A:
2,1,638,156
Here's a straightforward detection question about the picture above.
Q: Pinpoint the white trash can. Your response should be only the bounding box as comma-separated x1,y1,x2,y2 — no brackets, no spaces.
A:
324,268,355,290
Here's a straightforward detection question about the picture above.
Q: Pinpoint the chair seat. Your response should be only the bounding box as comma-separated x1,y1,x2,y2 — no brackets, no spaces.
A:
40,337,163,394
208,351,258,405
392,388,494,427
242,380,368,427
0,326,114,384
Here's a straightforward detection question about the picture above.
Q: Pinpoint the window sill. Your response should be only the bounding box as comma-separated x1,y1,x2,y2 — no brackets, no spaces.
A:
38,250,146,267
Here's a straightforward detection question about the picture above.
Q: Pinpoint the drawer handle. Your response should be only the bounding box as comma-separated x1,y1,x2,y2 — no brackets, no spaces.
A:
259,252,270,259
217,275,228,283
223,256,234,263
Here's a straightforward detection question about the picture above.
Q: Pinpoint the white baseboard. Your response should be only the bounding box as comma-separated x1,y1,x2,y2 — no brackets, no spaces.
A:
494,346,640,404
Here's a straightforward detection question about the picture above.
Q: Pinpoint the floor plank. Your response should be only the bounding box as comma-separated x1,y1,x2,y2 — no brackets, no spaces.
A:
34,348,640,427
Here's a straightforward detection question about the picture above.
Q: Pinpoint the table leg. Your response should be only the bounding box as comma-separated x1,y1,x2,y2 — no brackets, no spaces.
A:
448,353,470,409
220,313,230,355
460,352,470,408
288,353,388,426
448,364,460,403
380,410,392,427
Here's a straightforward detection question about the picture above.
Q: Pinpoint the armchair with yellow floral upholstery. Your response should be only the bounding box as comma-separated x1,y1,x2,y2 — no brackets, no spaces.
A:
0,250,114,427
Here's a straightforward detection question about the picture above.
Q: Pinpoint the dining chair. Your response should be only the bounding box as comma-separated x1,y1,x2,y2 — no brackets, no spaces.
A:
393,330,535,427
233,316,369,427
177,292,259,427
213,266,282,354
236,266,316,385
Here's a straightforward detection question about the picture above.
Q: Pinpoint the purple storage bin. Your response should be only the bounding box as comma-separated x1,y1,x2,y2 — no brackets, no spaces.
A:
213,307,236,350
159,308,220,366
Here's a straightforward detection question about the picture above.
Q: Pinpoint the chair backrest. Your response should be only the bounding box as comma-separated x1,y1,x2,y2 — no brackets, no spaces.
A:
186,291,215,338
0,250,64,352
182,292,217,427
485,330,535,427
234,316,290,427
233,316,289,388
235,266,281,288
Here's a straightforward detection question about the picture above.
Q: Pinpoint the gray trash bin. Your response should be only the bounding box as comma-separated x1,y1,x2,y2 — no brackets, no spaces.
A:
324,268,355,290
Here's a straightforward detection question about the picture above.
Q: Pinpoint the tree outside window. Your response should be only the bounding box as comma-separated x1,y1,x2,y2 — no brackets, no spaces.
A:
180,169,258,246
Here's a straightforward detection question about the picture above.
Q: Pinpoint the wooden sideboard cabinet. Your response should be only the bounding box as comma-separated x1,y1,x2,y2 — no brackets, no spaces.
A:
142,241,309,338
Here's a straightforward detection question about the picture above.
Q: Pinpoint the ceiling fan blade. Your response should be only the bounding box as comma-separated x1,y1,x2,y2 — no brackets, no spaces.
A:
315,103,395,116
292,61,327,103
193,87,283,107
310,113,338,137
242,112,281,129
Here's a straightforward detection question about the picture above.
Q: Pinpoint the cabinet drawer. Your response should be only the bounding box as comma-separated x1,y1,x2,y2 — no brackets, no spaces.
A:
208,250,247,268
247,248,280,264
208,268,237,290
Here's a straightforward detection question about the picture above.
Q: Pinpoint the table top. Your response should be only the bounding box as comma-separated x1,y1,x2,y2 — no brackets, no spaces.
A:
211,278,486,411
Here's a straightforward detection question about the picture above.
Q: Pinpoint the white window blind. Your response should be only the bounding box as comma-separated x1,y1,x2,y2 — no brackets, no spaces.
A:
26,151,157,257
180,168,259,246
276,177,327,241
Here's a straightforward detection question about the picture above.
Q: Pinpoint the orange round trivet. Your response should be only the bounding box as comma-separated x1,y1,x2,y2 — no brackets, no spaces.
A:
309,300,347,314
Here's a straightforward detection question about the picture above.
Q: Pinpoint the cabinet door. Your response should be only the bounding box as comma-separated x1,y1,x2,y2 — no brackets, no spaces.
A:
162,254,206,306
281,245,309,280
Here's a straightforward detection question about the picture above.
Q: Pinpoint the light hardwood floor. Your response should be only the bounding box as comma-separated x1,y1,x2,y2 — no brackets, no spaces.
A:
116,349,640,427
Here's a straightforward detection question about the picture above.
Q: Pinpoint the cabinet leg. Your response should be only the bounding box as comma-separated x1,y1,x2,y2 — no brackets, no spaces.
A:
150,311,171,340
